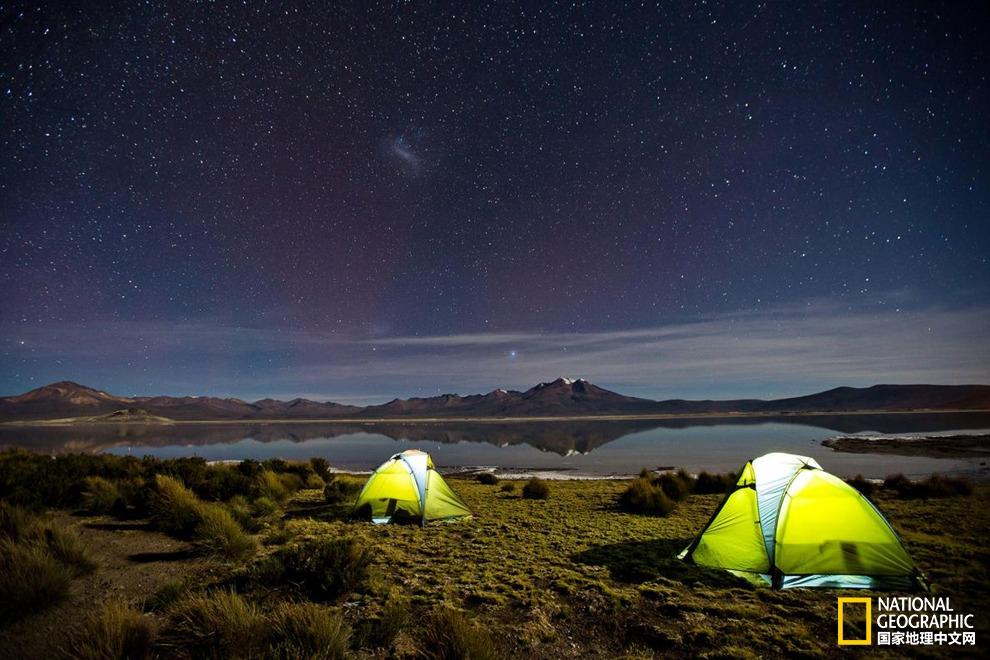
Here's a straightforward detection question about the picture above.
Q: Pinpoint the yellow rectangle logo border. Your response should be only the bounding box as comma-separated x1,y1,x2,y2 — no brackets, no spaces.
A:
838,597,872,646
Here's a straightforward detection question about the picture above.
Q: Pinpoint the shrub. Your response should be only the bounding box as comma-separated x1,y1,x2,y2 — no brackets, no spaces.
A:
150,475,255,558
81,476,123,514
309,458,331,481
254,496,280,517
846,475,876,496
144,579,190,613
262,458,289,473
416,607,496,660
692,471,736,494
499,482,515,493
675,468,696,490
522,478,550,500
0,451,320,512
617,478,676,516
882,473,911,492
151,475,204,538
255,470,290,502
0,499,37,541
237,460,261,478
227,495,260,533
263,524,295,547
656,472,691,502
267,602,351,660
356,595,409,650
0,538,75,624
116,477,152,517
160,591,264,659
45,525,97,574
0,450,146,509
191,464,253,502
922,474,973,498
883,473,973,499
0,501,94,575
278,472,305,495
62,601,155,660
323,477,356,505
193,503,257,561
271,536,373,601
305,473,326,489
476,473,499,485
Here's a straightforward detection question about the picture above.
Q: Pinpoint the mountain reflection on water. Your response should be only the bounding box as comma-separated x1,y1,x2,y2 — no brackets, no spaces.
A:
2,412,989,479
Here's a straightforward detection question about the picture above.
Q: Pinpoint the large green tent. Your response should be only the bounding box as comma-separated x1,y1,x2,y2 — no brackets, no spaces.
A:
678,452,926,590
351,449,471,525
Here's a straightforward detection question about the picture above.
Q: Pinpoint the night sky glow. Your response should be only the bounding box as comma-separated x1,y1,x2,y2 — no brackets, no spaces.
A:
1,2,988,403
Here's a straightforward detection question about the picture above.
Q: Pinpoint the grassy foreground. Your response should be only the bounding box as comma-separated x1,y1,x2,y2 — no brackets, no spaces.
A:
0,453,987,658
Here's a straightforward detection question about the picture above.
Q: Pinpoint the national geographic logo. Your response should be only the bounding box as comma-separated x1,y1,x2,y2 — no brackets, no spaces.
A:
838,597,976,647
837,597,871,645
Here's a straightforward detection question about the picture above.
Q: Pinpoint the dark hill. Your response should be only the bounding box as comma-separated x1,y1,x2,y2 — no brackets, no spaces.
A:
1,380,987,422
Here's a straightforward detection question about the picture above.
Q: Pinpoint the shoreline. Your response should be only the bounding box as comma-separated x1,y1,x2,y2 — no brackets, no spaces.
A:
4,407,990,427
822,433,990,459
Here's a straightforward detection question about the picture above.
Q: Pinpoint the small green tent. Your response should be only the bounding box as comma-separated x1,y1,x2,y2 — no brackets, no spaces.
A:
679,452,926,590
352,450,471,525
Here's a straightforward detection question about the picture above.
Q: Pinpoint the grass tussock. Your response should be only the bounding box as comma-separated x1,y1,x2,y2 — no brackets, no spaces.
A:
619,469,735,517
45,524,97,573
522,478,550,500
161,592,351,660
883,473,973,499
1,454,988,659
81,476,123,515
416,607,497,660
150,475,255,560
0,450,328,513
255,469,291,503
322,476,358,505
476,472,499,485
0,501,95,624
193,503,257,561
151,475,204,538
0,539,76,624
144,579,191,613
309,458,331,481
356,595,410,650
254,496,280,517
499,482,515,493
268,602,351,660
657,471,692,502
160,590,264,659
263,536,373,601
617,477,675,516
62,601,156,660
691,471,736,494
226,495,261,533
305,473,326,489
845,474,877,496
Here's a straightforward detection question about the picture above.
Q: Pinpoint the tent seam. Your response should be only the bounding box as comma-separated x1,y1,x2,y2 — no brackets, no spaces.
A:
768,462,817,586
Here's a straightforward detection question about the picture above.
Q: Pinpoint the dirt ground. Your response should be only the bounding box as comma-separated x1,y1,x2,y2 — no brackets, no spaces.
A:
0,513,221,659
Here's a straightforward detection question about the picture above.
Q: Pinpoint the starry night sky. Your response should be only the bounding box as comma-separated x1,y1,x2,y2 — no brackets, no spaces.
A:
2,1,988,402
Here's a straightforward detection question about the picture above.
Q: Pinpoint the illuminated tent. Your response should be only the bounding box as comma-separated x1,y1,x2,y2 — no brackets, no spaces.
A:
351,450,471,525
678,452,926,590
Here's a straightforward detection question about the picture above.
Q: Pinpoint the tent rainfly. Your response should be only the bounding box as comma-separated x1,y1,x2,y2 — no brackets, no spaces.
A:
351,450,471,525
678,452,926,590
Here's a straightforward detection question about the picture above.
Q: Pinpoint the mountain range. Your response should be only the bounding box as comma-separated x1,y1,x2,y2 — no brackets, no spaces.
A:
1,379,989,422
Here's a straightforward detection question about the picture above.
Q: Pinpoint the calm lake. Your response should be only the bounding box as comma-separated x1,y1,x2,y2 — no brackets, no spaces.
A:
2,413,988,479
0,413,990,479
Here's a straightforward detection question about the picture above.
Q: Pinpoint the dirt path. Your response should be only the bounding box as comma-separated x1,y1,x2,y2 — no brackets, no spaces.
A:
0,513,221,659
